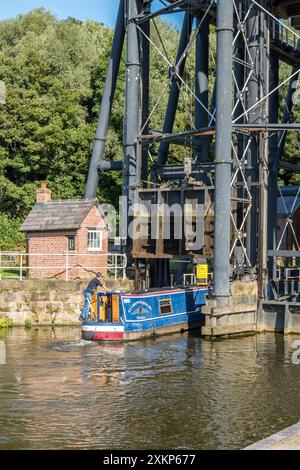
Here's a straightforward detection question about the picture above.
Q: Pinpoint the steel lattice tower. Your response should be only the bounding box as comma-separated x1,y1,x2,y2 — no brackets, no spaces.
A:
85,0,300,306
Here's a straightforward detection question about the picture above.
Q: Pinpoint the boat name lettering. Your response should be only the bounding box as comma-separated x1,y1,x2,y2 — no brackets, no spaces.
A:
128,300,152,315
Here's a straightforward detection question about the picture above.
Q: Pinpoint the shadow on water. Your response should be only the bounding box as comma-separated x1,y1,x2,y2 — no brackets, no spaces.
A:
0,327,300,450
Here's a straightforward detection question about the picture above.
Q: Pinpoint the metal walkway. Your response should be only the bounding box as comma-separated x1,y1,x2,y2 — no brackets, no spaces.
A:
270,21,300,67
166,0,300,67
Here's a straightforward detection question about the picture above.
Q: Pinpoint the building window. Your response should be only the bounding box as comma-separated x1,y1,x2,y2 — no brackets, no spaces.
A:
159,299,173,315
67,236,75,252
88,229,103,251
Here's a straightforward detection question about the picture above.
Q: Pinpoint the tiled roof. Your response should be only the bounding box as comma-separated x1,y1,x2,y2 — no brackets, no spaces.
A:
22,199,103,232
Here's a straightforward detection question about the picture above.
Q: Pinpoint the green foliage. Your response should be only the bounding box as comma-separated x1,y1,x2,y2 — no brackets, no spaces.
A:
0,8,117,225
0,317,13,328
0,213,25,250
0,8,209,233
0,7,298,252
24,319,32,329
278,62,300,186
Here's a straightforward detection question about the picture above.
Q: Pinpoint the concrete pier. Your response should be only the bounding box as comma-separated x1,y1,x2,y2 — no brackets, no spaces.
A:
258,301,300,334
202,281,258,337
245,422,300,450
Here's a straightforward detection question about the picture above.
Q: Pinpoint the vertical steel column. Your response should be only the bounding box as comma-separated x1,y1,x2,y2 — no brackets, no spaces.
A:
122,0,142,250
268,45,279,280
213,0,233,301
141,5,150,185
195,14,210,162
258,132,269,297
157,12,193,166
258,3,269,298
245,1,260,267
85,0,125,198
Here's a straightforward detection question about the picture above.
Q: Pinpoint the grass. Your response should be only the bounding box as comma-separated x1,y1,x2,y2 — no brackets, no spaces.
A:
0,269,26,279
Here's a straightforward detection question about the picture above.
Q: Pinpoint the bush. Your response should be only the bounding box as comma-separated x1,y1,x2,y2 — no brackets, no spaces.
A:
0,317,13,328
24,319,32,329
0,213,25,251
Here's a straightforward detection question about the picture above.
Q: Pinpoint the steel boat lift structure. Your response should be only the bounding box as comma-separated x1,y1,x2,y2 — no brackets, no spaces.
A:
85,0,300,337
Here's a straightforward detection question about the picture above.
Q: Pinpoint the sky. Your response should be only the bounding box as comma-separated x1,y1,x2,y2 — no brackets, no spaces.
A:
0,1,119,26
0,1,177,27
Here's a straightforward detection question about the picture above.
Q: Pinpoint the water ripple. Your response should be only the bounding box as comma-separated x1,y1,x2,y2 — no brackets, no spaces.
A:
0,329,300,449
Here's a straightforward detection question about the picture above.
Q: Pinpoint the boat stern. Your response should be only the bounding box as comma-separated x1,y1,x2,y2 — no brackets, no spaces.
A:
82,323,125,342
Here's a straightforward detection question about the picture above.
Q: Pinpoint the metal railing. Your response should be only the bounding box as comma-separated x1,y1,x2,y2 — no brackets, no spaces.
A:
276,267,300,281
183,273,196,286
270,19,300,51
0,251,127,281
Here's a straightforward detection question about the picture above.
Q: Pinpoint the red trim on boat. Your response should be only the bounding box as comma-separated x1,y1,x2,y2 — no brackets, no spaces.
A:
93,331,124,340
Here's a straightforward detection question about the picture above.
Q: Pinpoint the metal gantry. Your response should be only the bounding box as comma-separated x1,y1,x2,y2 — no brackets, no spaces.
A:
86,0,300,302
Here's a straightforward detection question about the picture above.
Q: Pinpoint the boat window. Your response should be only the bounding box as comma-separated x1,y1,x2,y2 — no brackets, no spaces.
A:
159,299,173,315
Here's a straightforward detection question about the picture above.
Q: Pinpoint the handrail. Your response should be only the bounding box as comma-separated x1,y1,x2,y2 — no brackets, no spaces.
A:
270,20,300,51
0,251,127,281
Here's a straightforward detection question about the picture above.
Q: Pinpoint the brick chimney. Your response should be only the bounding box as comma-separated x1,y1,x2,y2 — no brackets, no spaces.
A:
36,182,52,204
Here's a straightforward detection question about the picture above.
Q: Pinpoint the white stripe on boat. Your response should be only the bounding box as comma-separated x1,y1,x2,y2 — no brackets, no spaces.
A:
82,325,125,332
121,307,202,323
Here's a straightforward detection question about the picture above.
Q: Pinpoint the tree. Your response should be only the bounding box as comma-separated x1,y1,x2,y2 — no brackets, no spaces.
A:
0,8,119,224
0,8,298,251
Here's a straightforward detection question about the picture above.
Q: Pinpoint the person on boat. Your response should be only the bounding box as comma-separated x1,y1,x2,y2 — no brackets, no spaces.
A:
80,273,108,321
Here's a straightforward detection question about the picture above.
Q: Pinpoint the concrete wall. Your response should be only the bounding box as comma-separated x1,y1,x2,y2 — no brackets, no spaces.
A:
202,281,258,337
258,301,300,334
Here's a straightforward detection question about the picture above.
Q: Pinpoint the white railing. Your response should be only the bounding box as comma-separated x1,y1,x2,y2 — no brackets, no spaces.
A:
276,267,300,281
183,273,196,286
0,251,127,281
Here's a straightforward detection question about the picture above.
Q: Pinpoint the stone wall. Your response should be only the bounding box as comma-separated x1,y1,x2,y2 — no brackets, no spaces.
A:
0,279,83,326
0,278,133,327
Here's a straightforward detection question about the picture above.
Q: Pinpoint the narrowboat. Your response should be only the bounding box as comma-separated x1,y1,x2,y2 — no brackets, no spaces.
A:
81,286,208,342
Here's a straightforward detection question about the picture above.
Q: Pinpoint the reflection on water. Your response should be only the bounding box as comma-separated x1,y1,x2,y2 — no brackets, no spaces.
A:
0,327,300,449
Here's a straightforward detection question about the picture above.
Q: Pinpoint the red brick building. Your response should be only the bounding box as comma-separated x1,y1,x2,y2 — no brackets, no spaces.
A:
22,183,108,279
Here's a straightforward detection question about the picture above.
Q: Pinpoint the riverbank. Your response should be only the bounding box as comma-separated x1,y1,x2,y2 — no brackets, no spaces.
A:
0,278,132,327
245,422,300,450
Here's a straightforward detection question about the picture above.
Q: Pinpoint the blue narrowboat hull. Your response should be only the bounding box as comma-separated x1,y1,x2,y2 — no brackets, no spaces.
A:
81,286,208,342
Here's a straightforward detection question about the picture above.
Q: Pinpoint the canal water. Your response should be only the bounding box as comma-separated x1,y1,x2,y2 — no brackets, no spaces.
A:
0,327,300,450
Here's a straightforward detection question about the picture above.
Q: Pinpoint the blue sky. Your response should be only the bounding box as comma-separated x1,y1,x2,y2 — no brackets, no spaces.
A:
0,1,179,27
0,1,119,26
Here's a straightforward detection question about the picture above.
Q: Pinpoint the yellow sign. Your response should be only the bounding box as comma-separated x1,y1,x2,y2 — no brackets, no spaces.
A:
196,264,208,286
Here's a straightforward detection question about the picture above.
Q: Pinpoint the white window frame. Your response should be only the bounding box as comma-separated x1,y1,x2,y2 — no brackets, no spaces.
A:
87,229,103,252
